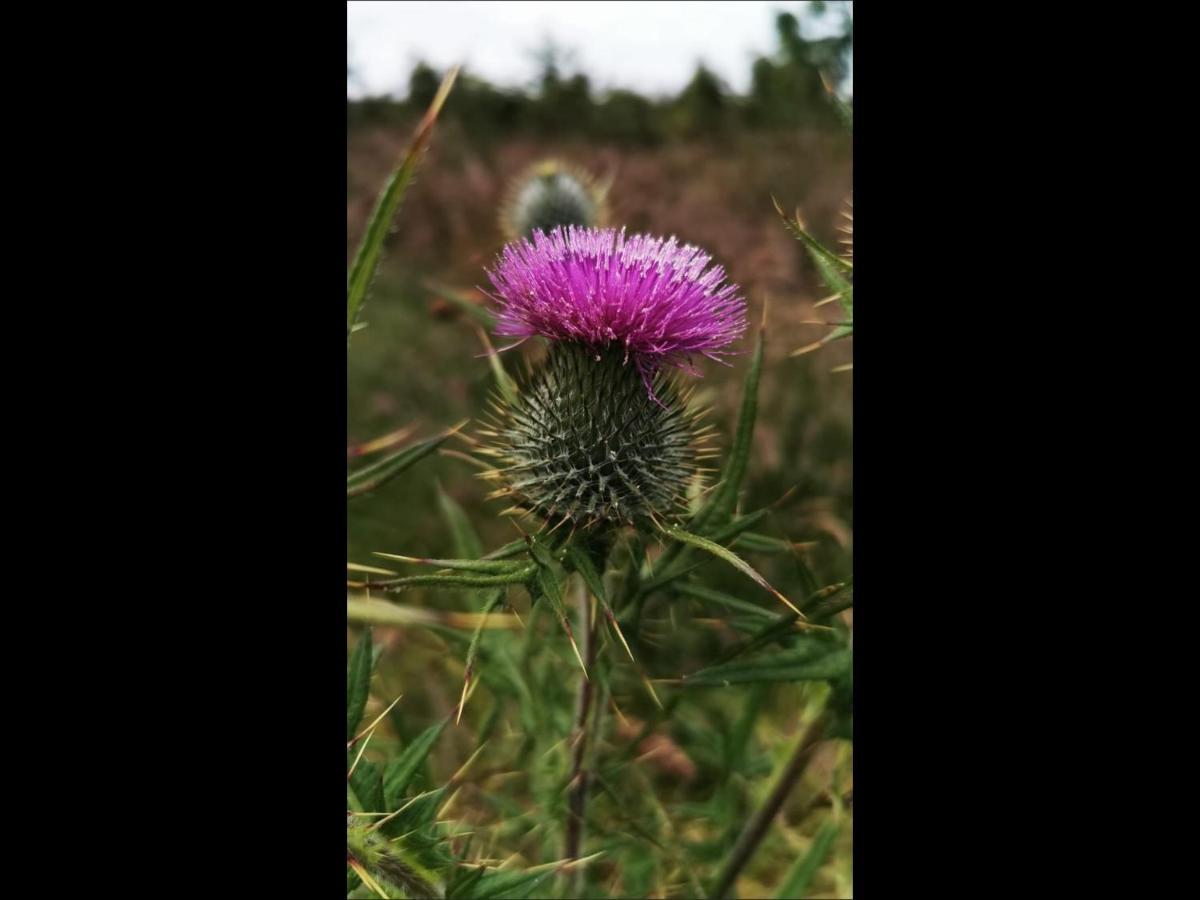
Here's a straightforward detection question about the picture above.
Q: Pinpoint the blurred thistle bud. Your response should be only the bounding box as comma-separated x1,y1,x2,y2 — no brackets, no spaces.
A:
479,226,746,532
499,159,609,243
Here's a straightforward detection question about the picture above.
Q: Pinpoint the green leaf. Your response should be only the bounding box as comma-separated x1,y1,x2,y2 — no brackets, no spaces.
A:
694,331,764,532
382,719,448,809
564,542,605,602
807,584,854,621
733,531,805,554
776,198,853,277
534,565,570,638
377,567,536,592
775,819,841,898
349,758,385,814
529,549,588,676
683,639,851,686
451,859,584,900
446,864,487,899
372,555,528,575
347,628,374,741
347,424,464,498
636,511,769,599
659,524,802,617
565,539,637,662
437,484,484,559
482,539,529,560
775,198,853,329
672,581,775,620
384,786,447,839
714,612,807,666
348,67,459,344
707,509,770,543
459,588,507,718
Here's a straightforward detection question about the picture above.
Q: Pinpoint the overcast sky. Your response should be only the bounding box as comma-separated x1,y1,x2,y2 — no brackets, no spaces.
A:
347,1,849,99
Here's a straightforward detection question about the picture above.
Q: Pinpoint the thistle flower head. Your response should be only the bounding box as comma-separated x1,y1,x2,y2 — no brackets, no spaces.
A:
480,342,711,530
500,159,608,242
485,226,746,389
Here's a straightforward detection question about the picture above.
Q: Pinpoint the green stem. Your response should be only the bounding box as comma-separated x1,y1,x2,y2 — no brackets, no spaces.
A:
709,708,829,899
564,574,599,894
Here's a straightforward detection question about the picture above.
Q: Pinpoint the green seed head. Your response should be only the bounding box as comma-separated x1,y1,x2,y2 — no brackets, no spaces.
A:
482,342,708,531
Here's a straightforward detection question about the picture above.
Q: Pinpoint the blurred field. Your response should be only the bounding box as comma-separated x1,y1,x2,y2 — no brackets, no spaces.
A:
347,9,853,895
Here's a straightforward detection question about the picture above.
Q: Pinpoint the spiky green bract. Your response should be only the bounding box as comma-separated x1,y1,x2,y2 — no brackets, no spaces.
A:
482,341,707,531
500,160,607,242
347,818,443,899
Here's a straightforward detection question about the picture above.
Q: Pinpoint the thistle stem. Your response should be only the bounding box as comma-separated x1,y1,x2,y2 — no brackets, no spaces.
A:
709,709,829,899
564,573,599,892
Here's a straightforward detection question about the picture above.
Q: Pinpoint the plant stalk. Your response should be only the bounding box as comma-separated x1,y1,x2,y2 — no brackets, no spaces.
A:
564,573,599,894
709,709,829,899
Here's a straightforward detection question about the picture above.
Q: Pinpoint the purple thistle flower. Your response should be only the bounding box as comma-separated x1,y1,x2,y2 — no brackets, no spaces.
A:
484,226,746,390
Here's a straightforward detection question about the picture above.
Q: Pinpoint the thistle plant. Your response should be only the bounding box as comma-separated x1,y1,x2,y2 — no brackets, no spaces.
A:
777,197,853,370
348,62,853,900
478,225,746,531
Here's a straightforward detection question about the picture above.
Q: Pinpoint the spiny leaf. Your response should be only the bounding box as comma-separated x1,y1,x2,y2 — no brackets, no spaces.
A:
694,330,764,532
733,531,816,555
349,561,400,576
672,581,776,620
683,639,851,686
371,554,527,575
348,66,459,344
534,563,588,678
451,853,605,900
658,524,803,618
458,589,507,723
774,195,853,276
712,612,810,667
564,540,634,662
482,539,529,560
346,597,522,630
347,423,466,498
708,509,771,544
382,719,449,810
774,196,853,341
349,758,385,814
774,818,842,899
563,542,607,606
375,566,537,591
347,628,374,741
807,583,854,621
384,787,448,840
714,583,849,663
637,510,771,598
348,425,418,460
